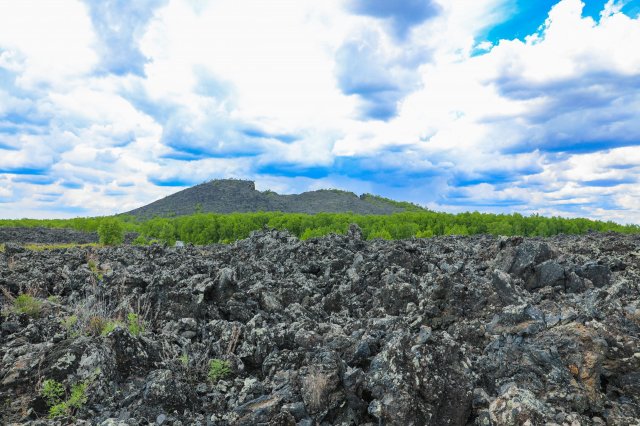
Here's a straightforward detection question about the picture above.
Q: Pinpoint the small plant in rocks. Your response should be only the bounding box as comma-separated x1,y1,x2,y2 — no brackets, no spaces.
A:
40,378,90,419
87,259,104,281
100,320,120,336
179,354,189,367
13,294,42,317
208,359,231,383
127,312,145,336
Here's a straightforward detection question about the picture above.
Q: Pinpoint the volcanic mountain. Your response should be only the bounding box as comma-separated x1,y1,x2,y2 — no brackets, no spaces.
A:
124,179,424,218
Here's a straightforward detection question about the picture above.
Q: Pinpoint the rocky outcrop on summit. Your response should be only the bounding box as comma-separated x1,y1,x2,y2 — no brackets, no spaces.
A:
1,230,639,425
124,179,423,218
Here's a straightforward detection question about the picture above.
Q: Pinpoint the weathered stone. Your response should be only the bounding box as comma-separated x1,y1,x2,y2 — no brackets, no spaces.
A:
492,269,519,304
576,262,611,287
0,230,638,425
143,369,192,411
533,260,565,290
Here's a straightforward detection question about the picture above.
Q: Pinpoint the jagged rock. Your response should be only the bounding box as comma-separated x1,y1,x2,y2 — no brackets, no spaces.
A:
143,369,193,411
3,242,26,257
0,227,138,245
489,385,553,425
509,241,554,276
533,260,566,290
576,261,611,287
491,269,519,304
0,231,638,425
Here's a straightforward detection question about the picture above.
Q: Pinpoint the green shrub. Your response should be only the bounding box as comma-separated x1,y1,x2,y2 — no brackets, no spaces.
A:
48,402,68,418
367,229,393,240
416,228,434,238
40,378,90,419
132,235,150,246
41,379,65,407
97,218,124,245
67,382,89,410
100,320,120,336
47,295,61,304
61,315,78,330
179,354,189,367
208,359,231,382
87,260,104,281
14,294,42,317
127,313,145,336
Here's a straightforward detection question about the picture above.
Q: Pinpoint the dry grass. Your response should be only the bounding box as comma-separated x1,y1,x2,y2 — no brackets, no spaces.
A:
0,286,14,303
65,294,116,336
303,371,330,412
226,325,241,355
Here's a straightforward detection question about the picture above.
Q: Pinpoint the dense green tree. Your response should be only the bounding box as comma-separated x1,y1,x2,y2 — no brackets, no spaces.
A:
97,218,124,245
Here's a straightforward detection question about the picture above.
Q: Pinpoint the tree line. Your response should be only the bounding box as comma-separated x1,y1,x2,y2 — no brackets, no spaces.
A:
0,210,638,245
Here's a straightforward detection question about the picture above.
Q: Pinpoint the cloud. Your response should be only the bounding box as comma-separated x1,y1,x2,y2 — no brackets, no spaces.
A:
0,166,49,175
242,128,299,144
0,0,639,224
82,0,170,76
147,157,252,188
580,177,637,187
347,0,441,39
255,163,331,180
335,30,426,121
159,110,265,159
480,0,640,154
0,0,97,86
12,175,57,185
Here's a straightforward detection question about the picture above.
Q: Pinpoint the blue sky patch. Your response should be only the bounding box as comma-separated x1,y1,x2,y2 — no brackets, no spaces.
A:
60,181,84,189
441,197,526,208
482,0,640,47
450,165,543,187
104,189,128,196
256,163,331,179
148,176,196,187
580,177,637,187
13,175,57,185
0,166,49,175
242,128,299,143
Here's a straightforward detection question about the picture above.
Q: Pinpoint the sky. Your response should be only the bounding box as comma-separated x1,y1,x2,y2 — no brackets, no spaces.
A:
0,0,639,223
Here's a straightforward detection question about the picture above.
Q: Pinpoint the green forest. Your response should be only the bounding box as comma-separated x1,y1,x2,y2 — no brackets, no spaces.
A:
1,210,638,245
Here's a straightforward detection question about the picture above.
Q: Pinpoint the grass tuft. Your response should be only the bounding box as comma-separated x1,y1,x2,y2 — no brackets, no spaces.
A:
13,294,42,317
208,359,231,383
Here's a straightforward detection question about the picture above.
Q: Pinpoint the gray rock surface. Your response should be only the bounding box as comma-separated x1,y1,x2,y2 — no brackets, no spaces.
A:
0,227,138,245
0,229,639,425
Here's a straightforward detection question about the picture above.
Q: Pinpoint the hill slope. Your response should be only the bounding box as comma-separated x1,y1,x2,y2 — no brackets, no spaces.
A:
125,179,423,218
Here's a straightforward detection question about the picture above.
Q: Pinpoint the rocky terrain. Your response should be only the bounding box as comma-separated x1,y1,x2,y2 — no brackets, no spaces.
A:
0,227,138,246
0,228,639,425
124,179,422,218
0,227,100,245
